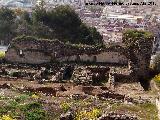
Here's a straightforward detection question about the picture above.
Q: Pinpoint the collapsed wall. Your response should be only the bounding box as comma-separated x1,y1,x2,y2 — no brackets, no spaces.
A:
5,36,128,64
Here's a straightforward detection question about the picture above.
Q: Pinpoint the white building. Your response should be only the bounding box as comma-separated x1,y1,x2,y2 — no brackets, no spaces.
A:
103,14,143,24
1,0,35,8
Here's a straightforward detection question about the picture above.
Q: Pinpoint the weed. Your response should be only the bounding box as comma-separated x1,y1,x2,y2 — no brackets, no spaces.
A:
20,102,46,120
31,94,39,99
25,109,46,120
7,100,19,110
0,115,16,120
21,102,42,111
15,94,29,103
0,51,5,59
75,108,102,120
153,74,160,87
60,102,71,112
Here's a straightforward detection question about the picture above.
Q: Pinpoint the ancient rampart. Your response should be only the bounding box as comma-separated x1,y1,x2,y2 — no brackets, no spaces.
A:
5,36,128,64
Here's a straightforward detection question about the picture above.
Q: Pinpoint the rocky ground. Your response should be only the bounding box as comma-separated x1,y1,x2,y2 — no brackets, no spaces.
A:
0,63,159,120
0,79,158,120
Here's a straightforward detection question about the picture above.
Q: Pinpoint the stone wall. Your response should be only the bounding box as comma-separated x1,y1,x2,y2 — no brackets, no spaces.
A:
5,36,128,64
5,48,51,64
113,73,135,83
59,52,128,64
71,66,110,85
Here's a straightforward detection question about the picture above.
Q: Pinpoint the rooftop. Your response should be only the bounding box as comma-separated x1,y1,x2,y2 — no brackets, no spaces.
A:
106,14,143,20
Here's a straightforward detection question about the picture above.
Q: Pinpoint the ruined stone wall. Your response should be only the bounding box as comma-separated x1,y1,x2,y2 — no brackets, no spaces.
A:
95,52,127,64
71,66,110,85
5,36,128,64
59,52,128,64
112,73,135,83
5,48,51,64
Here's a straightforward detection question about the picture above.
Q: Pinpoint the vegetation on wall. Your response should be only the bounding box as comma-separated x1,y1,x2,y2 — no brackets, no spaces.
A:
122,30,153,48
122,29,154,83
122,29,154,67
12,35,126,56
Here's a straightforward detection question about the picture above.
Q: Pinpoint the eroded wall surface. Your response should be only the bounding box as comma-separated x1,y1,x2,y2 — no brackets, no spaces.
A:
5,37,128,64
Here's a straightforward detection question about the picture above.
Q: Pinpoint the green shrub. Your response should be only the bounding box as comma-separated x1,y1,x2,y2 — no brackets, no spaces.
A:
0,100,19,116
7,100,19,110
15,94,29,102
20,102,46,120
21,102,42,111
25,109,46,120
0,107,8,115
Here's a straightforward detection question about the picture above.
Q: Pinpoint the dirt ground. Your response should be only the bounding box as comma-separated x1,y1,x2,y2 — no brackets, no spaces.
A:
0,77,159,120
0,77,158,103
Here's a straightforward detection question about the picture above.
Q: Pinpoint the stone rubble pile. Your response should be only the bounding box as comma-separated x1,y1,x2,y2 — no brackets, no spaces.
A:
18,86,57,96
72,67,93,85
82,86,94,94
0,83,13,89
59,111,138,120
60,111,74,120
98,112,138,120
71,66,109,85
0,64,63,82
50,67,65,82
70,94,87,100
97,91,125,101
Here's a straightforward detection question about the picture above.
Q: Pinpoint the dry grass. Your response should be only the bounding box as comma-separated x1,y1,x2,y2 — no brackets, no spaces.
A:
111,103,159,120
